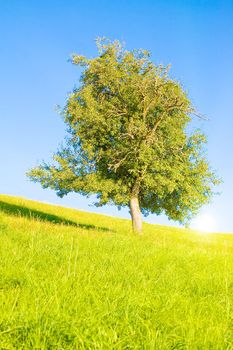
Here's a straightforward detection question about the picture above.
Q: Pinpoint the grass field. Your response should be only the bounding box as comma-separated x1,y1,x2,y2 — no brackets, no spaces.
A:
0,194,233,349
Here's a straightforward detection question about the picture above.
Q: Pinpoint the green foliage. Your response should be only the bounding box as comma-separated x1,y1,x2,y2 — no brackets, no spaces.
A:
0,195,233,349
27,38,219,225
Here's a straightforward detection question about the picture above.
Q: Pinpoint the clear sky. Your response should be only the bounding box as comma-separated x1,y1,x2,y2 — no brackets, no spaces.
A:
0,0,233,232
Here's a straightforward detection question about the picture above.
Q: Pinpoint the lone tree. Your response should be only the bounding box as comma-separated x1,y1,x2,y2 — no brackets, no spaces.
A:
28,38,219,234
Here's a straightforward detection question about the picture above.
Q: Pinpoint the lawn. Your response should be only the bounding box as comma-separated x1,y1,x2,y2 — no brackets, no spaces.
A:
0,194,233,349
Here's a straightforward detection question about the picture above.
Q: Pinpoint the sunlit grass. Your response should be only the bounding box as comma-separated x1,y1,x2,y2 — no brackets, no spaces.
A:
0,194,233,349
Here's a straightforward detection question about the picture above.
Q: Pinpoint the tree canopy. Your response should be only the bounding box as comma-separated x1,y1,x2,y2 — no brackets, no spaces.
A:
27,38,219,233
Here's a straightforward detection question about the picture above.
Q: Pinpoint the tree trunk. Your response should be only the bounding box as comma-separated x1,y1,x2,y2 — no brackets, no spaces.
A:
129,195,142,234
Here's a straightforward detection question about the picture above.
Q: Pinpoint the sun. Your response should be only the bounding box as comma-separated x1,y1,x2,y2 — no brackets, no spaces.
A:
191,213,217,233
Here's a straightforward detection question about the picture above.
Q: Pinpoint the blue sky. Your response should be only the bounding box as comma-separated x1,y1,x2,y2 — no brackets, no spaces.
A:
0,0,233,232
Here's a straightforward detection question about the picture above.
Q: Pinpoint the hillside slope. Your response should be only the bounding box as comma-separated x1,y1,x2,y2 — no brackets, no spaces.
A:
0,194,233,349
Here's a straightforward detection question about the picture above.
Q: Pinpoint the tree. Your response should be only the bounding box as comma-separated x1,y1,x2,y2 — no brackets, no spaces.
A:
27,38,219,234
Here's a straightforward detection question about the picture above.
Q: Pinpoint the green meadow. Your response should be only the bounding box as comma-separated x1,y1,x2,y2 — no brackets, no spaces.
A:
0,194,233,349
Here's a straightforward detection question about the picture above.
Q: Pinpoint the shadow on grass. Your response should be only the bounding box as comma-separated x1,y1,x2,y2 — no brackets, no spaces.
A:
0,200,113,233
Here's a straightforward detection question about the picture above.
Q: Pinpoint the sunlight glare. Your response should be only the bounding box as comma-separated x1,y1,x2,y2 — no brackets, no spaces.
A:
191,214,217,233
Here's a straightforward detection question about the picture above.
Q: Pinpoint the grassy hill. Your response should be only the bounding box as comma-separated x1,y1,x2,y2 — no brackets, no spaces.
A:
0,194,233,349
